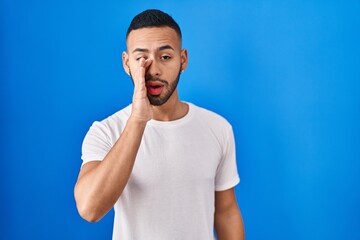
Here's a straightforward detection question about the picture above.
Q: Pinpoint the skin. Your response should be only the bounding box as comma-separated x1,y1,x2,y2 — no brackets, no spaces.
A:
74,26,245,239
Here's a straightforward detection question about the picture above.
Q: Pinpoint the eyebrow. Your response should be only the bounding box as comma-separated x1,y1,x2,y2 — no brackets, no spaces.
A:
158,45,175,51
132,45,175,53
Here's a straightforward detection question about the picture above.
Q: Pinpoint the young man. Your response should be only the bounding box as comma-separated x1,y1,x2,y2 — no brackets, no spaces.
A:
74,9,245,240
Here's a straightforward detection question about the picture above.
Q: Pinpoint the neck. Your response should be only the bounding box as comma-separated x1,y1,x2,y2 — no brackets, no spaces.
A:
151,92,189,121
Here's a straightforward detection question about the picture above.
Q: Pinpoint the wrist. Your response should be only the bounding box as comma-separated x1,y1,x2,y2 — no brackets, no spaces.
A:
128,115,149,126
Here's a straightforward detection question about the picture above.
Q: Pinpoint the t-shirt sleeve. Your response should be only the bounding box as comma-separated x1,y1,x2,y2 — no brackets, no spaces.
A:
215,125,240,191
81,121,112,166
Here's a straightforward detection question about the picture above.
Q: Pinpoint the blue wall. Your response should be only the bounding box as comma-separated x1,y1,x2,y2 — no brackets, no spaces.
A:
1,0,359,239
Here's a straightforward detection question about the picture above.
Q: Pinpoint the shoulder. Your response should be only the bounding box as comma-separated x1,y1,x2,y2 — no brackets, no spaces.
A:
87,104,132,138
188,103,234,143
189,103,232,130
101,104,132,127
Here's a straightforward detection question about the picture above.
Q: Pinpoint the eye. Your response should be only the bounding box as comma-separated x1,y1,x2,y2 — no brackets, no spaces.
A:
161,55,171,61
136,56,147,61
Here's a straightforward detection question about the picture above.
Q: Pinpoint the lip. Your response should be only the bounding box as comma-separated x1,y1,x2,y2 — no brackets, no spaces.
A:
146,81,164,95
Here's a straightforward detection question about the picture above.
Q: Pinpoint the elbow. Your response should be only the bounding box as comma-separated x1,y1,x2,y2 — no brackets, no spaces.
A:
80,211,102,223
74,186,103,223
77,203,102,223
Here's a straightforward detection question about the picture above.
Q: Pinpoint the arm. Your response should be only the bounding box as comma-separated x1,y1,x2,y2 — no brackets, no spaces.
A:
214,188,245,240
74,58,153,222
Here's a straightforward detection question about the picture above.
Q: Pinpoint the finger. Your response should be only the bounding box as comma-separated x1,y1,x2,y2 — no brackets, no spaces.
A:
136,58,152,87
138,57,146,67
144,59,152,69
135,58,146,87
138,57,146,76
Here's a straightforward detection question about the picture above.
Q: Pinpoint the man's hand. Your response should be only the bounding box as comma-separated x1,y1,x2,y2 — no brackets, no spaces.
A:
131,57,153,122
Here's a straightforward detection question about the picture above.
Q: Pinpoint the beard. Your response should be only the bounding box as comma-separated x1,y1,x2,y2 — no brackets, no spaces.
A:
130,67,182,106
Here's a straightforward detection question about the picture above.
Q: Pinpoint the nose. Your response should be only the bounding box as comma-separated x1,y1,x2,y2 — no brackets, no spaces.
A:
146,58,161,78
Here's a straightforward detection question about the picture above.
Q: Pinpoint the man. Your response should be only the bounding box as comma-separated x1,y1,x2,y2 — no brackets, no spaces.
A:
74,9,245,240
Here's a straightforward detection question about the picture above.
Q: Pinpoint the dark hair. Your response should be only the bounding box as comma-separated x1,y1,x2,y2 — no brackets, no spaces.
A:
126,9,182,40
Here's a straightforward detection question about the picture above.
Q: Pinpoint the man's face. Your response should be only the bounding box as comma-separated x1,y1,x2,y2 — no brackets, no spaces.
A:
123,27,188,106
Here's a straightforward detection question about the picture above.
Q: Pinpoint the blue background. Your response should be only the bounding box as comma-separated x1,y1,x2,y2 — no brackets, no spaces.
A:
1,0,360,239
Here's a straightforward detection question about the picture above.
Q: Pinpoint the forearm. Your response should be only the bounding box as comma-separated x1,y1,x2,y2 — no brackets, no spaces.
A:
74,117,147,222
215,207,245,240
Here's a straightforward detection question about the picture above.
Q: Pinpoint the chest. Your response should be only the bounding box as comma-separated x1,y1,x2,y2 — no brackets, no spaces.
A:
127,127,222,191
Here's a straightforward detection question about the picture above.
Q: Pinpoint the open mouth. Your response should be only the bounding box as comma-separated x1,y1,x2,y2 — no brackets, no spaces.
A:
146,82,164,95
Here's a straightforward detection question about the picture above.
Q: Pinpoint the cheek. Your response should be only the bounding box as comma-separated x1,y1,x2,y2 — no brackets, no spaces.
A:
127,59,138,72
166,58,182,71
167,67,182,81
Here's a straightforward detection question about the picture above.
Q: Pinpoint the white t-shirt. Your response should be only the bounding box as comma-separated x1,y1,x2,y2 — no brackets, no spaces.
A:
81,103,240,240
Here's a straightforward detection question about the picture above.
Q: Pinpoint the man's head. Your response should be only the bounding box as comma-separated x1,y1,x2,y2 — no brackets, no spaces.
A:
126,9,182,42
122,9,188,106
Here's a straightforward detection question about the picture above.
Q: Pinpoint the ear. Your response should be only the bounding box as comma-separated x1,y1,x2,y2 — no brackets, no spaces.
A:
180,48,188,72
122,51,130,76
